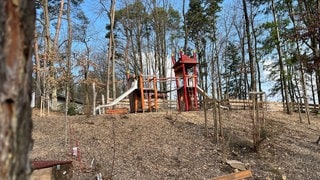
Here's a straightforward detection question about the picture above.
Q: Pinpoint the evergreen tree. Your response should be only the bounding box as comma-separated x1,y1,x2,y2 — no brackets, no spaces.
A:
185,0,222,92
223,42,242,98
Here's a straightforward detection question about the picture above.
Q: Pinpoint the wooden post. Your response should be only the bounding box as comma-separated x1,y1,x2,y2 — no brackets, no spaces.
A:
139,75,145,112
218,101,223,138
148,92,151,111
204,97,208,137
253,94,257,148
93,83,96,116
154,76,158,111
47,95,50,116
147,76,151,111
249,91,265,150
101,94,105,114
134,92,138,113
297,97,303,123
40,96,43,117
213,97,218,143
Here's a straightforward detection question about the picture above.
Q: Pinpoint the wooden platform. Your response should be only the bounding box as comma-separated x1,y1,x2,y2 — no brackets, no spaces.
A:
105,108,128,114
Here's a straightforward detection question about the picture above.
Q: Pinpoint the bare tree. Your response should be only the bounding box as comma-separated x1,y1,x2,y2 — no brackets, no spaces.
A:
41,0,51,115
100,0,116,103
65,0,72,145
0,0,35,179
51,0,65,111
111,0,116,102
34,30,41,107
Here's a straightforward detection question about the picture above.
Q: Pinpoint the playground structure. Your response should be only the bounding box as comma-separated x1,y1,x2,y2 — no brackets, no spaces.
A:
129,75,159,113
95,50,201,114
95,75,159,114
171,51,199,111
94,50,266,115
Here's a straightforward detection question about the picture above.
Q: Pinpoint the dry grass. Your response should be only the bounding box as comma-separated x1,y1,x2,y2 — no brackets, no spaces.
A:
31,108,320,179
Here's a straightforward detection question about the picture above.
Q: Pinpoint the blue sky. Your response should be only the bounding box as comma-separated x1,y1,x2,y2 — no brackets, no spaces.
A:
80,0,191,50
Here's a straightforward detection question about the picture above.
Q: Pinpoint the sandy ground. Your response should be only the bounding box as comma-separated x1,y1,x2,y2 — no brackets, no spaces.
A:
30,108,320,179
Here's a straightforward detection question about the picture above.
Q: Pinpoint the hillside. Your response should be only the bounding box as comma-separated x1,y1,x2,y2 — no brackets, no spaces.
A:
30,108,320,179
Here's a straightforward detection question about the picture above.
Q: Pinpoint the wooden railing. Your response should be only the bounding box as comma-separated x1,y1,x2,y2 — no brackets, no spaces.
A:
102,98,177,110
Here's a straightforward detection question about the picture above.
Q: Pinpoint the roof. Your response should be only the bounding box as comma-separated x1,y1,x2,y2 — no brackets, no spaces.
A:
57,94,84,105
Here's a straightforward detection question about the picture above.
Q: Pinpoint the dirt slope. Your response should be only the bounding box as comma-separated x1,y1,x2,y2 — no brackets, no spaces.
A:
31,109,320,179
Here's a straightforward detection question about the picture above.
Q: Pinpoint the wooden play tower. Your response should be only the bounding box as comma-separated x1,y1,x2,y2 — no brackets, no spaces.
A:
171,51,199,111
129,75,158,113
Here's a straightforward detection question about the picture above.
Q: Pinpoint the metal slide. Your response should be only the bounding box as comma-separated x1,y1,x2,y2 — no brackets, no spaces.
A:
96,79,138,110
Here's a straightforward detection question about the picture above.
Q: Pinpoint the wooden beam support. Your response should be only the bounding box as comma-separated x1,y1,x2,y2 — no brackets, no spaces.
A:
139,75,144,112
106,108,128,114
154,76,158,111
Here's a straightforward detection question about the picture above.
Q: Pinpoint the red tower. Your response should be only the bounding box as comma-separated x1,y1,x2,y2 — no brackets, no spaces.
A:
172,51,198,111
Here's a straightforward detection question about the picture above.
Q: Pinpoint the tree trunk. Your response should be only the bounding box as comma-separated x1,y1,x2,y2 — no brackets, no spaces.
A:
250,11,262,100
242,0,256,93
34,30,41,107
129,30,139,74
110,0,116,101
310,73,316,105
243,0,260,150
82,38,91,116
65,0,72,145
137,27,143,74
217,54,223,100
51,0,65,111
183,0,188,52
124,28,130,88
0,0,35,179
290,4,311,123
234,22,247,99
106,0,115,103
211,38,219,143
161,24,167,91
271,0,291,114
42,0,50,114
293,68,303,123
300,61,311,124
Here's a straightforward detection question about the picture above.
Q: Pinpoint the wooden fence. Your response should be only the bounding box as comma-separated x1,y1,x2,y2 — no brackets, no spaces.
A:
101,98,178,111
226,99,269,110
98,98,320,113
289,102,319,113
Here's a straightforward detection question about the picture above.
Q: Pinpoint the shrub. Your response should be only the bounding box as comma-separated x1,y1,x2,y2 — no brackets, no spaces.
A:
68,103,78,116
